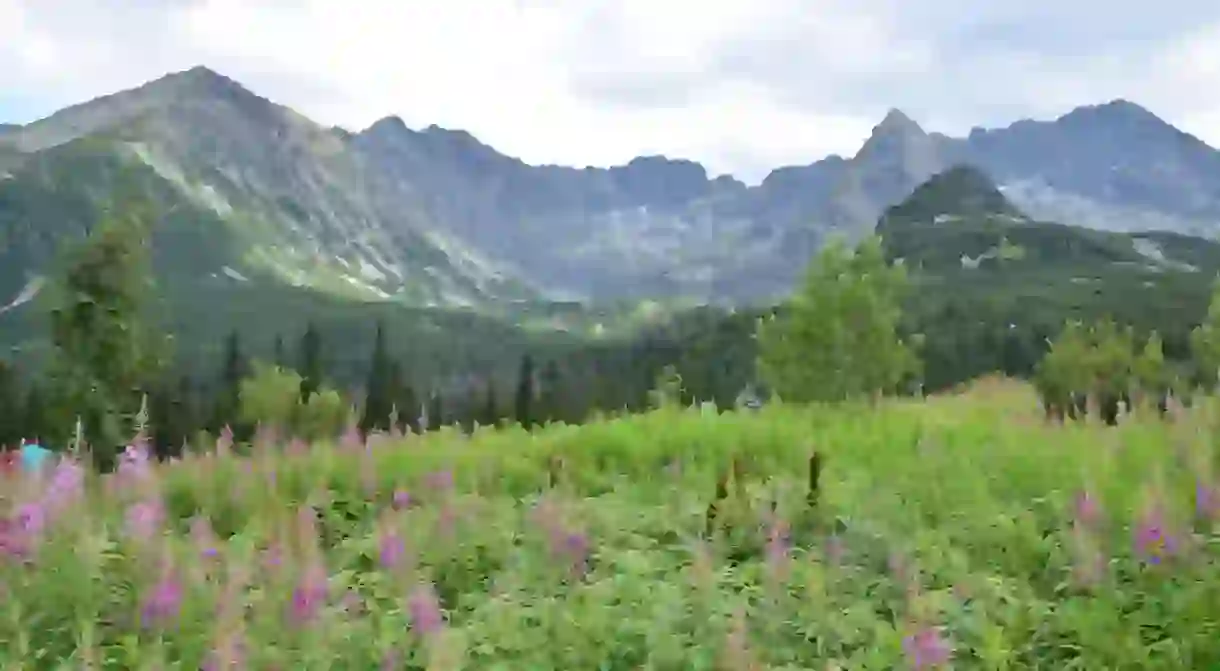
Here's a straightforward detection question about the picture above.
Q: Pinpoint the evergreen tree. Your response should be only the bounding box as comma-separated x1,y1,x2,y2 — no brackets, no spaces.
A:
387,360,418,434
480,381,498,428
22,383,48,444
176,375,199,450
0,360,19,448
212,330,248,435
539,359,562,423
273,334,286,369
359,321,393,435
298,322,323,403
428,390,444,431
515,354,535,429
45,190,167,467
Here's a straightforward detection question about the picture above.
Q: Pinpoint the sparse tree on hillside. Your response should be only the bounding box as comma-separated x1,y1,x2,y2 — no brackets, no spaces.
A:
211,329,248,435
359,321,393,435
1135,331,1169,414
481,381,498,428
1191,280,1220,390
273,334,286,369
0,361,19,447
45,191,167,467
515,354,535,429
428,390,444,430
539,359,563,423
298,322,323,403
756,236,919,403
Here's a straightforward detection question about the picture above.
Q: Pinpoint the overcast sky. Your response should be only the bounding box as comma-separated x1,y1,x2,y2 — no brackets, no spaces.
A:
2,0,1219,183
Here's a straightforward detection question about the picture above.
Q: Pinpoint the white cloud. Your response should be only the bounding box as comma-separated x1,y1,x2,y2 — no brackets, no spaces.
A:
1,0,1220,183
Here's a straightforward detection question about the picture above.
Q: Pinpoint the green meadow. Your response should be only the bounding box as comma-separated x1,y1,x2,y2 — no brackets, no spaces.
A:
2,379,1218,670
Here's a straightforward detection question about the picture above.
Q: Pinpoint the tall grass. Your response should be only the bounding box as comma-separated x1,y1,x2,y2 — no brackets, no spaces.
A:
2,385,1218,669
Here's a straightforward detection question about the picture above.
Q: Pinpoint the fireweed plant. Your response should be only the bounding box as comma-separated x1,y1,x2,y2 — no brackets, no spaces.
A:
1,383,1219,669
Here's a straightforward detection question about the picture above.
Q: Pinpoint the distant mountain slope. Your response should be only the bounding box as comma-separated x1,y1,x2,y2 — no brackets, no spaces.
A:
879,166,1220,349
4,66,1220,310
0,67,541,310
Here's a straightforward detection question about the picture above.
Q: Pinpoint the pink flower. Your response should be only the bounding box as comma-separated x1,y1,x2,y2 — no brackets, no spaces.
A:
1073,489,1103,529
288,561,329,625
903,625,951,669
1133,504,1180,565
125,499,165,542
141,569,184,628
407,582,444,637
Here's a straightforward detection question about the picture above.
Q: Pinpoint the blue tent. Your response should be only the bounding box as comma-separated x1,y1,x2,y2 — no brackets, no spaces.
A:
20,443,53,474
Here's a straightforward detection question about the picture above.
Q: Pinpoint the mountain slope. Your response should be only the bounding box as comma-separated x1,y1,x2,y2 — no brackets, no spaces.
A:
4,67,1220,310
879,166,1220,350
0,67,541,309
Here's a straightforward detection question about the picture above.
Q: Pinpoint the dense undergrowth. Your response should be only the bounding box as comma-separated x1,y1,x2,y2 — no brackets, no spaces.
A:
2,381,1219,669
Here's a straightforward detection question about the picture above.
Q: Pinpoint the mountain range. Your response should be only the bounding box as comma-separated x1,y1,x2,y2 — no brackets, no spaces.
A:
2,65,1220,318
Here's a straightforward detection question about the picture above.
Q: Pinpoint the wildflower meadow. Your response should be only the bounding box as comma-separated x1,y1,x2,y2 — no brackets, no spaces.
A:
2,380,1219,669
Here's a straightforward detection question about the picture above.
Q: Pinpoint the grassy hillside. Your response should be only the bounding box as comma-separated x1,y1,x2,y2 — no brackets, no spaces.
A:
2,383,1218,667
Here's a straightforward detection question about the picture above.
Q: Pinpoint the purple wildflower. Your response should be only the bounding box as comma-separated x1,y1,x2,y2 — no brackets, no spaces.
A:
287,438,309,457
141,568,184,628
341,421,363,451
16,502,45,536
406,582,444,637
119,442,153,483
216,425,234,455
1073,489,1103,529
1196,479,1220,522
0,517,32,560
392,489,412,509
125,499,165,542
191,517,220,560
1133,503,1180,565
425,469,454,492
903,625,952,670
203,631,247,671
288,561,329,625
378,525,405,569
46,457,85,509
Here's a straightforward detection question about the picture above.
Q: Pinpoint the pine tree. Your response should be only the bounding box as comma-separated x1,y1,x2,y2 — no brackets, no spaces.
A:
45,189,167,467
539,359,562,423
0,360,19,448
273,334,286,369
359,321,393,435
298,322,323,403
515,354,535,429
212,330,248,435
428,390,444,431
387,361,419,434
22,383,48,445
481,381,498,428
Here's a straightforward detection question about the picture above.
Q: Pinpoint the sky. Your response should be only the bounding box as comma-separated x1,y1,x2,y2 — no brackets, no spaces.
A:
2,0,1220,183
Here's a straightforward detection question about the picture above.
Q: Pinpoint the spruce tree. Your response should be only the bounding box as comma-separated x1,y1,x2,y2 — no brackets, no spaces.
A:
514,354,535,429
212,330,249,436
45,190,166,467
481,381,498,428
298,322,323,403
539,359,562,423
0,360,19,448
360,321,393,435
428,390,444,431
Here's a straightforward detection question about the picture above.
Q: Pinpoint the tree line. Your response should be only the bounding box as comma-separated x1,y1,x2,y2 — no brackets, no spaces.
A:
3,192,1218,470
